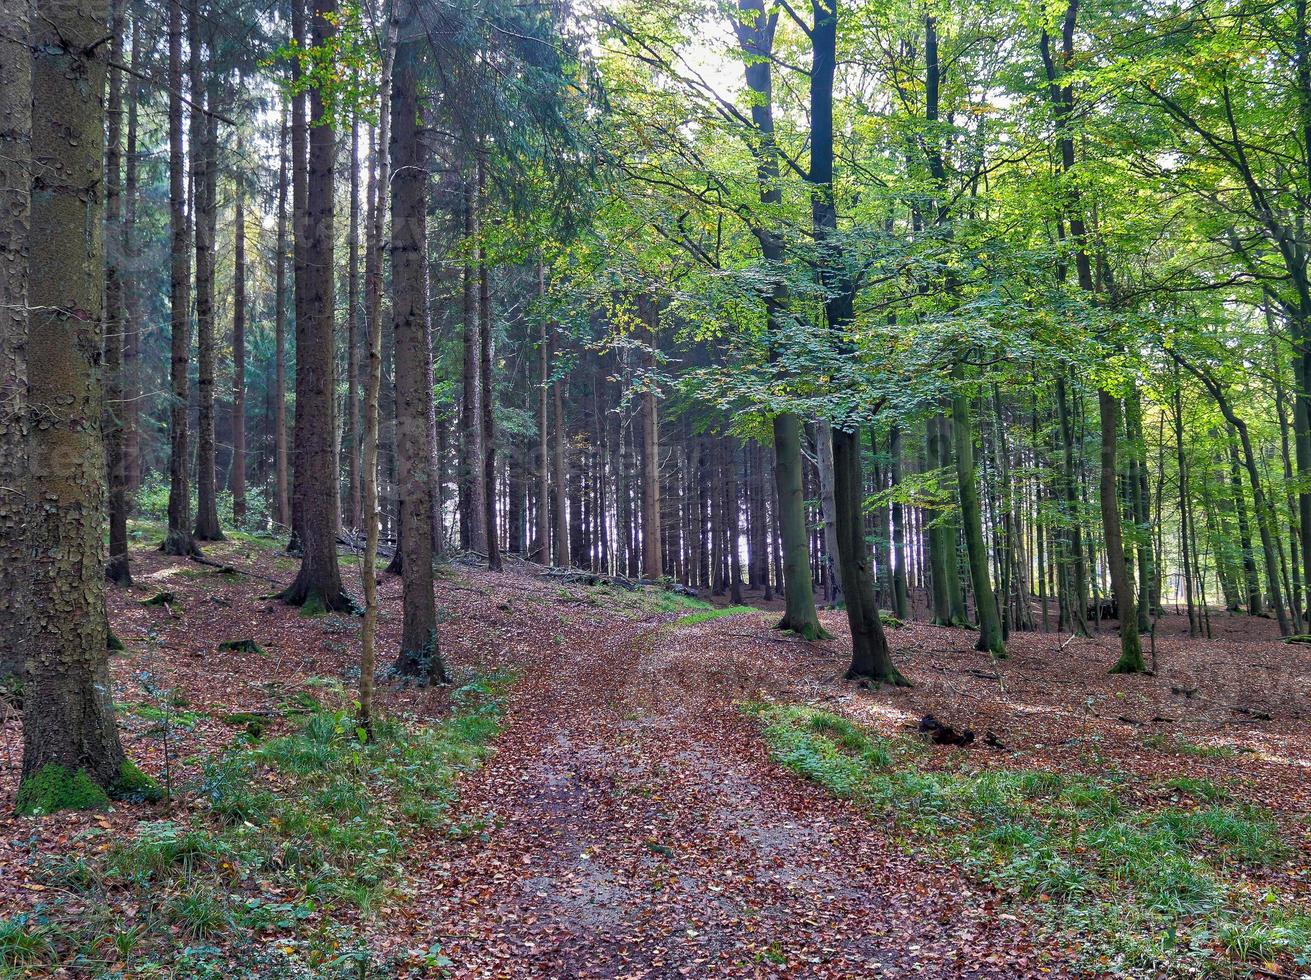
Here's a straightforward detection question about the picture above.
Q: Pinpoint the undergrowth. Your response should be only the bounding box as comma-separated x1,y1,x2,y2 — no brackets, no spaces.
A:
747,702,1310,977
0,673,512,979
669,605,757,628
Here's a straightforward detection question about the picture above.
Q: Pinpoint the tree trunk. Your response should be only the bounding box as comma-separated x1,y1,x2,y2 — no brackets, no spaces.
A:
273,114,291,528
287,0,309,553
191,27,222,542
552,342,569,566
815,420,842,603
390,26,446,680
952,369,1004,655
0,0,31,687
281,0,349,612
460,173,486,552
345,116,361,531
104,0,131,585
1100,391,1145,674
160,0,198,557
231,141,248,527
478,156,501,572
808,0,904,684
20,0,145,814
122,11,140,495
889,424,909,618
535,264,551,562
639,297,662,579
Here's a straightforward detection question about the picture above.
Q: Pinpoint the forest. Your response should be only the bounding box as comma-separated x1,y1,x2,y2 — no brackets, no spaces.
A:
0,0,1309,974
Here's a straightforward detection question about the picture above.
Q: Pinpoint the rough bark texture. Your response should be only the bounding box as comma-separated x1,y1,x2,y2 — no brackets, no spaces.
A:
231,146,247,527
535,264,550,563
1100,391,1145,674
287,0,308,552
191,27,222,542
346,117,361,531
280,0,349,612
639,297,662,579
160,0,198,557
20,0,145,814
273,116,291,528
478,155,501,573
389,36,446,681
104,0,131,585
0,0,31,689
461,174,487,553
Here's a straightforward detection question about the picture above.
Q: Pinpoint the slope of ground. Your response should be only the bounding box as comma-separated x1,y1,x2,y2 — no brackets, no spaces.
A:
0,535,1307,977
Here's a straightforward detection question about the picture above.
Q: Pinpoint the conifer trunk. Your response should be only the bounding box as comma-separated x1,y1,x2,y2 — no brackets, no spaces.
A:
20,0,140,813
0,0,31,688
231,146,247,527
281,0,349,611
104,0,131,585
160,0,198,557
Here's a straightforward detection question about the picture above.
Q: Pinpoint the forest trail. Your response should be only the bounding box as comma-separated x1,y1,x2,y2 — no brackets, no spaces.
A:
399,611,1060,979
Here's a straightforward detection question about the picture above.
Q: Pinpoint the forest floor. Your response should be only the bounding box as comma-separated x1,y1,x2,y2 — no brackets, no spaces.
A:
0,530,1308,978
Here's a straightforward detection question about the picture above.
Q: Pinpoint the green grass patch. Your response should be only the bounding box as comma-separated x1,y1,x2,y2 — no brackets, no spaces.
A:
747,702,1308,976
1143,733,1240,759
0,673,512,977
669,605,757,628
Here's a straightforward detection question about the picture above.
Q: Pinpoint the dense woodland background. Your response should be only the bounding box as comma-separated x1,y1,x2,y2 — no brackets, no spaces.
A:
1,0,1311,972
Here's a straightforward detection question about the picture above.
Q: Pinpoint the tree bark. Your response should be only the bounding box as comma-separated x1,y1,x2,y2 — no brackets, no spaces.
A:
639,297,662,579
191,25,222,542
21,0,139,813
346,115,361,531
478,155,501,572
160,0,198,557
104,0,131,585
390,26,446,680
460,172,486,552
231,139,247,527
952,370,1004,655
0,0,31,688
535,263,551,562
1100,391,1145,673
808,0,905,684
280,0,349,612
273,114,291,528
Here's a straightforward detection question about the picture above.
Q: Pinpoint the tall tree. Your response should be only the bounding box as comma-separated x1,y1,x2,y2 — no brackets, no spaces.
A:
808,0,907,685
104,0,131,585
0,0,31,688
390,14,446,680
191,21,223,542
280,0,350,611
20,0,154,814
231,136,248,527
160,0,199,557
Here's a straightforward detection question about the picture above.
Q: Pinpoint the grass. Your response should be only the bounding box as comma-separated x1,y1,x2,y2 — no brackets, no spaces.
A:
1143,733,1240,759
669,605,757,628
0,673,512,978
748,702,1309,976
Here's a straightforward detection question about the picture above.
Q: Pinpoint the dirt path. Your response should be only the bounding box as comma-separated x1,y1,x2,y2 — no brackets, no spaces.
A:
400,613,1067,979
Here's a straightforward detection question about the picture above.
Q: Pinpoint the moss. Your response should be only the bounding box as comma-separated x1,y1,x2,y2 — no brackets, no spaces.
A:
298,592,328,618
217,638,265,655
141,592,175,607
112,759,163,803
16,764,109,816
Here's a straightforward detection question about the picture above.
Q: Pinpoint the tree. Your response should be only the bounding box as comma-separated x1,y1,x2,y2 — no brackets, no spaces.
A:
280,0,351,613
160,0,200,557
104,0,131,585
0,0,31,689
390,10,448,682
808,0,907,686
19,0,157,814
